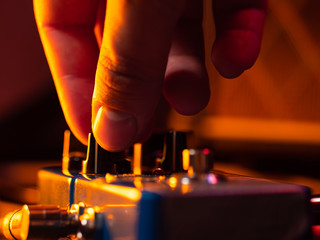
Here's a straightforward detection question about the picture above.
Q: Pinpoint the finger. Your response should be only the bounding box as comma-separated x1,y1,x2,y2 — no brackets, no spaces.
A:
92,0,185,151
33,0,100,144
212,0,267,78
94,0,106,47
164,1,210,115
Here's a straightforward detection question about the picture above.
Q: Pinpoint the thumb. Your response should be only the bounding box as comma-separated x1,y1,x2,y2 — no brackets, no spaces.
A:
92,0,184,151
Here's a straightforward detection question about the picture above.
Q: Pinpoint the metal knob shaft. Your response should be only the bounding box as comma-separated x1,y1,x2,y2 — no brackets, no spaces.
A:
183,148,214,178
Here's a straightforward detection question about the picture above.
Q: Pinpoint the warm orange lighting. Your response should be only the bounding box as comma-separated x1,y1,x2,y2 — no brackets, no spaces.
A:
69,204,79,214
63,130,71,158
182,149,190,171
134,178,142,190
2,206,30,240
188,167,194,177
181,177,191,194
201,117,320,145
181,184,190,195
159,176,166,181
86,207,95,216
62,130,72,176
156,175,166,183
168,177,177,189
100,184,141,201
81,173,93,181
105,204,136,207
62,158,73,176
105,173,115,183
79,202,86,208
133,143,142,175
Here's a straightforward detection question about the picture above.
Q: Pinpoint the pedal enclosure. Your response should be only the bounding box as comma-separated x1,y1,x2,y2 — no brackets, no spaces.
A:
38,167,312,240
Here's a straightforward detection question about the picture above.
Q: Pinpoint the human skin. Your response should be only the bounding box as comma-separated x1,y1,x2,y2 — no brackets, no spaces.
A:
33,0,267,151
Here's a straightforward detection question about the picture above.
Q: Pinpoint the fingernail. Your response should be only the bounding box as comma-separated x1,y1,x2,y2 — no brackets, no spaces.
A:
93,106,137,151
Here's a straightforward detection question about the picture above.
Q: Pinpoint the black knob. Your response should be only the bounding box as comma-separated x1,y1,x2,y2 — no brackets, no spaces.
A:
160,131,187,173
138,133,165,174
82,133,131,175
134,131,189,174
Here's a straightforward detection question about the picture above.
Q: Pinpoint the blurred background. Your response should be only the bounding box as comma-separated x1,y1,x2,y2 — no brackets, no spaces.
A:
0,1,67,160
173,1,320,161
1,0,320,211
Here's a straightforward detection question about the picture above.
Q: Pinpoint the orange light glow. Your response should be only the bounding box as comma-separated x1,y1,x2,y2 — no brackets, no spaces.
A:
181,184,190,195
134,178,142,190
201,117,320,145
81,172,94,181
105,204,136,207
62,158,72,176
159,176,166,181
133,143,142,175
188,167,194,177
182,149,190,171
62,130,72,176
168,177,177,189
105,173,115,183
100,184,141,201
69,204,79,214
79,202,86,208
62,130,71,159
86,207,95,216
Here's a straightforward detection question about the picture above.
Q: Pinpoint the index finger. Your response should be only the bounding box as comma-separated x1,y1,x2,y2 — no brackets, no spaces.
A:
33,0,100,144
92,0,186,151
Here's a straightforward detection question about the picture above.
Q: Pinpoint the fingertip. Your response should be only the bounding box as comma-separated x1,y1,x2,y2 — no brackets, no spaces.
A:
164,59,210,115
70,127,89,146
212,29,261,79
65,109,92,146
92,106,138,151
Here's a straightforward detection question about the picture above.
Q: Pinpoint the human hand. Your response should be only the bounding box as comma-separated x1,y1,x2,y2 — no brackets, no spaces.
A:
33,0,267,151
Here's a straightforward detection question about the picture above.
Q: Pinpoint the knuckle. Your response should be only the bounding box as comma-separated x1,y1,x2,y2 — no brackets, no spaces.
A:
96,52,145,94
94,51,161,110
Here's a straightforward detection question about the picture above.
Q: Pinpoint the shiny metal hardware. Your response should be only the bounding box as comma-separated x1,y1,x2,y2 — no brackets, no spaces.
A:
1,205,77,240
187,148,214,176
0,204,107,240
62,130,87,175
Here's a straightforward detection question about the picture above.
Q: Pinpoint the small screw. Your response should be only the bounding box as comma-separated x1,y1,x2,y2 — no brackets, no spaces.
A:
152,168,165,176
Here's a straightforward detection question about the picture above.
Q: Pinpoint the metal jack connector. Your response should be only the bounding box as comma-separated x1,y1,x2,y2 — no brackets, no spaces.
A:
1,204,109,240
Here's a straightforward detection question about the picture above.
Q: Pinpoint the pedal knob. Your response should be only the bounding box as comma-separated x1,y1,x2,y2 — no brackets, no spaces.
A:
135,131,188,174
161,131,187,173
82,133,131,175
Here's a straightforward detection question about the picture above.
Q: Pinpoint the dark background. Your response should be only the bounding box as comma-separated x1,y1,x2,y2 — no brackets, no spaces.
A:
1,0,320,165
